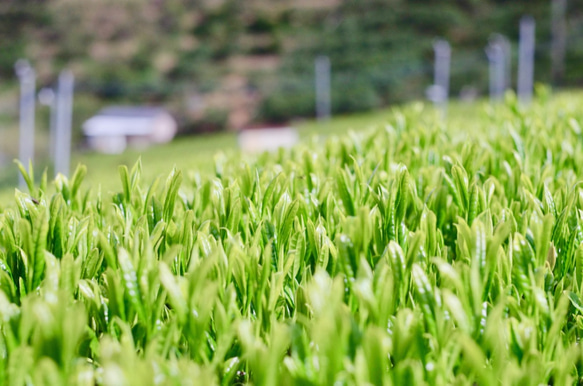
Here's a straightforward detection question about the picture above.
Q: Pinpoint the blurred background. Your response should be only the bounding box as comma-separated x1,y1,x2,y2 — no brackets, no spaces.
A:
0,0,582,191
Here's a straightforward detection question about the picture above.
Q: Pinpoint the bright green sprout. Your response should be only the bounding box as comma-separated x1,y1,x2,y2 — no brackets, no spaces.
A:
2,94,583,385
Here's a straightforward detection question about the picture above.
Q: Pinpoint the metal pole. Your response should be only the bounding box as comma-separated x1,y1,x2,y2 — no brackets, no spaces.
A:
38,88,57,159
503,37,512,91
491,34,512,91
15,60,36,188
551,0,567,86
315,55,331,121
432,39,451,118
50,96,58,160
518,16,536,104
486,41,505,102
54,70,74,177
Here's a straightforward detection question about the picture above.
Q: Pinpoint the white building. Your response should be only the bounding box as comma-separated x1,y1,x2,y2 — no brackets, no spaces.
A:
83,106,177,153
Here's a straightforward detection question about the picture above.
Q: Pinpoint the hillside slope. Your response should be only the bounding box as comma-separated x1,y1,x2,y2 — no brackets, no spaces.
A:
2,0,583,129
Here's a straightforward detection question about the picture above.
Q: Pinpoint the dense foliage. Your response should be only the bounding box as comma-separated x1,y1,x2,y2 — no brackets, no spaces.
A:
3,94,583,384
3,0,583,126
261,0,583,120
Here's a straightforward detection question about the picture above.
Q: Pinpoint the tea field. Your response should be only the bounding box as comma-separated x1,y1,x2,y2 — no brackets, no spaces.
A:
3,92,583,384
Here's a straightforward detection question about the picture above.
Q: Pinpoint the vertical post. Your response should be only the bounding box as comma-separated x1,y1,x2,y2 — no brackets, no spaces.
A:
492,34,512,91
432,39,451,118
15,59,36,188
38,88,57,159
518,16,536,104
50,95,58,160
486,41,505,102
551,0,567,86
54,70,74,177
315,55,331,121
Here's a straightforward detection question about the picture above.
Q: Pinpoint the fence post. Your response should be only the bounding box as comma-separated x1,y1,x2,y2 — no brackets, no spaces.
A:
38,88,57,159
15,59,36,188
430,39,451,118
491,34,512,91
486,41,505,102
54,70,74,177
315,55,331,121
518,16,536,104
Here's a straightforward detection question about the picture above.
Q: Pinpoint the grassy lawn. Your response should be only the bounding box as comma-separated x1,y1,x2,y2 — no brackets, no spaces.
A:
61,101,479,191
0,101,404,202
74,106,404,189
66,93,536,194
0,88,570,203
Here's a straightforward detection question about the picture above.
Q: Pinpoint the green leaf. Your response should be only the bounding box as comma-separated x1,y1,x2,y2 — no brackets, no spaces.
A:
117,248,146,322
118,165,131,204
15,159,35,195
163,168,183,223
70,164,87,202
336,168,355,216
29,207,49,292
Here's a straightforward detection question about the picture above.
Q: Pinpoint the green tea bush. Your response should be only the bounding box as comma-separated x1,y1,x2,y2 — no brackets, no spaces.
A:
3,95,583,384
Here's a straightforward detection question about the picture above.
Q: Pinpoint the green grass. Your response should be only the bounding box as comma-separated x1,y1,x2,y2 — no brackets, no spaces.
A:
68,93,528,193
74,107,403,193
0,90,510,202
0,102,398,203
3,90,583,384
